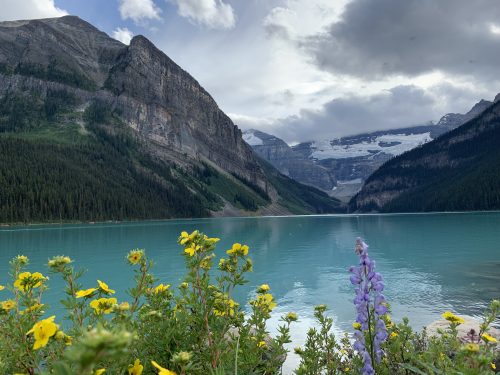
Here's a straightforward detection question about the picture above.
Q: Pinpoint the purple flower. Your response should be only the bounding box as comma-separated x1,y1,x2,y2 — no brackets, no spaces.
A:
349,238,389,375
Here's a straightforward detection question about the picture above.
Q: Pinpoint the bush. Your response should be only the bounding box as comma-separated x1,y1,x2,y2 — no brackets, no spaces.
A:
0,234,498,374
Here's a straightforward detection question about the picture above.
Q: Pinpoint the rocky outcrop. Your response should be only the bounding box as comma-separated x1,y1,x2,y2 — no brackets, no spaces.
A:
0,16,267,191
242,129,335,191
437,99,493,129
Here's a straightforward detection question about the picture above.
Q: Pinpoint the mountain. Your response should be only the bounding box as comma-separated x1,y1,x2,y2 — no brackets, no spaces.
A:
436,99,492,129
243,100,492,202
0,16,343,223
242,129,336,190
349,99,500,212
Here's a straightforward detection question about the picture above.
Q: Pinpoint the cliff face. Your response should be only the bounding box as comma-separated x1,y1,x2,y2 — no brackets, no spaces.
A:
0,16,266,190
0,15,344,220
243,129,336,191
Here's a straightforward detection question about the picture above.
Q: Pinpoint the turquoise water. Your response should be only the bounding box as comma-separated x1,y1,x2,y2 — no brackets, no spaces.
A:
1,212,499,370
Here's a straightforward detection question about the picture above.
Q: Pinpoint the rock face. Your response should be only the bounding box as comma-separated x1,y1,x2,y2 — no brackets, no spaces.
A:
242,129,335,190
0,16,344,219
436,99,492,129
350,99,500,212
0,16,266,190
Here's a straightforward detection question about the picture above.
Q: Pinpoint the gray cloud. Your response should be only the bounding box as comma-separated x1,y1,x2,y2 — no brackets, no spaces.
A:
306,0,500,79
251,84,488,143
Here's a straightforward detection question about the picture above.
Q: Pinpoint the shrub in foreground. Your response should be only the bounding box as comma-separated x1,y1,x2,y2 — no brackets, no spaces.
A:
0,232,497,374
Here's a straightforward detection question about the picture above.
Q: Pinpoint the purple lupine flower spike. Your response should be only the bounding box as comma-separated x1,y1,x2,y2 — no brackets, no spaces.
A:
349,238,388,375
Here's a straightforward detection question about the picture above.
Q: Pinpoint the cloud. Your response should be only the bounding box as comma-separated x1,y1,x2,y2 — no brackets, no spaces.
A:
112,27,134,44
118,0,162,23
0,0,67,21
248,83,490,143
306,0,500,79
168,0,235,30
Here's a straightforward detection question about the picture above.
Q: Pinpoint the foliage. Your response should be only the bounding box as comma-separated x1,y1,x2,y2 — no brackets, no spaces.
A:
0,234,498,374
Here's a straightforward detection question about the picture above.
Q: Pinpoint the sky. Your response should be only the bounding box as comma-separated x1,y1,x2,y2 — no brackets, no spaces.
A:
1,0,500,143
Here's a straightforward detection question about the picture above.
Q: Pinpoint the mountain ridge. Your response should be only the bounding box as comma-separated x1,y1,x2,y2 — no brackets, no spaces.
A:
0,15,344,223
349,98,500,212
242,98,494,201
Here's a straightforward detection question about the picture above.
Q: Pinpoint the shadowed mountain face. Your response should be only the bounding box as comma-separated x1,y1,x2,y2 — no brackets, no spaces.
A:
350,100,500,213
0,16,343,222
243,129,336,191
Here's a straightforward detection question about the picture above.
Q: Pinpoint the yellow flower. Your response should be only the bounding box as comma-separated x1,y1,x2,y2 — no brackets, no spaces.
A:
257,340,266,348
390,332,398,339
127,249,144,265
180,282,188,289
89,298,118,314
55,331,72,345
482,333,498,343
26,316,58,350
442,311,465,324
1,299,16,310
344,368,350,373
179,231,189,245
227,243,241,255
241,245,249,255
95,369,106,375
14,272,46,291
352,322,362,330
97,280,115,294
184,247,196,257
75,288,97,298
206,237,220,244
251,293,276,312
153,284,170,294
286,312,298,322
48,256,72,268
214,294,238,316
118,302,130,311
151,360,177,375
0,285,4,291
15,255,29,265
463,343,479,352
20,303,44,315
257,284,270,293
491,363,496,370
128,359,144,375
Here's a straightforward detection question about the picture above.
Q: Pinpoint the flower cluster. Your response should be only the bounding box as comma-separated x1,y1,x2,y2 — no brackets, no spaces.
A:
0,236,498,375
349,238,388,375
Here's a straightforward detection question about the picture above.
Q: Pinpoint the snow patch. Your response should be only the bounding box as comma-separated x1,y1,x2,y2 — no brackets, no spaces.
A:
337,178,363,185
243,131,263,146
310,133,432,160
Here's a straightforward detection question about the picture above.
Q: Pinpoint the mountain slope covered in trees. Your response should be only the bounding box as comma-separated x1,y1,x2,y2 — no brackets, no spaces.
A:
350,99,500,212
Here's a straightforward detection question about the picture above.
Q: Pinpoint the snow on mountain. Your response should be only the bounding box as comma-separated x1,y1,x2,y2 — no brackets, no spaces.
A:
310,132,432,160
242,131,264,146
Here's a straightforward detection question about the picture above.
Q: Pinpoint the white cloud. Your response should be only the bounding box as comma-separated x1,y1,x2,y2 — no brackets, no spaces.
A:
0,0,67,21
118,0,162,23
169,0,236,30
264,0,349,39
112,27,134,44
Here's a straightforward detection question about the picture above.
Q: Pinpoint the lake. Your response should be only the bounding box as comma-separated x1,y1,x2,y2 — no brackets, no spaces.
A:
1,212,499,371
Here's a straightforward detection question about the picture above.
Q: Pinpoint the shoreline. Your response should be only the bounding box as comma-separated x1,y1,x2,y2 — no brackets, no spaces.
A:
1,209,500,230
